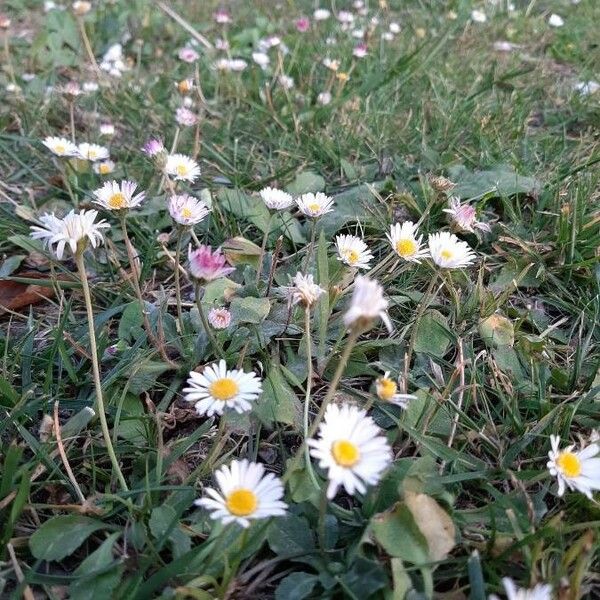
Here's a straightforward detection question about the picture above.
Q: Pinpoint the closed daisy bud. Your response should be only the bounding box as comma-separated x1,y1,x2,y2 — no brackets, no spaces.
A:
142,138,165,157
195,459,287,528
343,275,392,333
259,187,294,211
547,434,600,499
183,359,262,417
93,180,145,211
284,272,325,308
335,234,373,270
375,372,416,408
42,136,78,157
208,307,232,329
296,192,334,218
308,403,392,499
428,231,476,269
176,79,194,94
188,245,235,282
72,1,92,15
175,106,198,127
168,194,210,226
387,222,428,262
99,123,115,136
30,209,109,259
443,197,490,234
178,47,199,63
78,142,110,162
165,153,201,182
428,174,456,193
489,578,552,600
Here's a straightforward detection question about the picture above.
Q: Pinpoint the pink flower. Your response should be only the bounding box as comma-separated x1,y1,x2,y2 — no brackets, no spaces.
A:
178,47,199,63
295,17,310,32
188,245,235,282
176,107,198,127
208,307,232,329
213,8,232,24
142,138,165,156
443,197,491,234
353,43,368,58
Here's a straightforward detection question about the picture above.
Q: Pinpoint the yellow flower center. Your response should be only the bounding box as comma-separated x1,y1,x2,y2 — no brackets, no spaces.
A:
344,249,360,265
331,439,360,468
99,163,111,174
377,378,397,401
181,207,192,219
55,144,66,154
395,238,416,257
308,202,321,214
557,452,581,478
225,488,258,516
108,193,127,209
440,249,454,260
209,377,239,401
176,164,189,176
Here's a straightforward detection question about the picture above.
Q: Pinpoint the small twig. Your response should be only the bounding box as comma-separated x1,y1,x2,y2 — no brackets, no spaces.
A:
7,543,35,600
53,401,86,504
154,1,213,49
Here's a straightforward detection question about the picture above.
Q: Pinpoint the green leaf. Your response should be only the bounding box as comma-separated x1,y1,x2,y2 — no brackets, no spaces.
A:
29,515,106,561
371,503,429,564
449,164,541,199
267,514,315,557
0,255,25,277
479,314,515,348
340,557,387,598
275,572,318,600
115,394,147,443
70,533,122,600
118,301,145,342
229,296,271,324
413,310,451,357
285,171,326,195
127,361,170,396
149,505,177,541
253,366,301,427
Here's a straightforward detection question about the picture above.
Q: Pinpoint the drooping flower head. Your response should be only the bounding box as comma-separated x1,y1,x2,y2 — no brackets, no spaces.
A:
343,276,392,333
335,234,373,270
443,197,490,234
489,578,552,600
387,222,428,262
42,136,78,157
30,209,109,259
93,180,145,211
547,434,600,499
428,231,476,269
77,142,109,162
165,153,201,182
168,194,210,226
142,138,165,157
375,372,416,409
208,307,232,330
195,459,287,528
284,272,325,308
178,47,200,63
188,245,235,282
259,187,294,211
183,359,262,417
296,192,335,218
93,160,116,175
308,403,392,499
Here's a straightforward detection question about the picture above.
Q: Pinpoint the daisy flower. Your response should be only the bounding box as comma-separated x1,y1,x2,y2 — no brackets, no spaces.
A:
93,160,115,175
548,13,564,27
375,372,416,408
489,578,552,600
188,245,235,282
93,180,145,211
313,8,331,20
259,187,294,211
165,153,201,182
99,123,115,136
443,197,490,233
175,107,198,127
343,275,392,332
208,307,232,330
296,192,335,218
30,209,109,259
178,47,199,63
183,359,262,417
42,136,78,157
428,231,476,269
142,138,165,157
284,272,325,308
387,222,428,262
213,8,232,24
195,459,287,528
335,234,373,270
547,434,600,499
308,403,392,499
169,194,210,226
78,142,110,162
353,43,368,58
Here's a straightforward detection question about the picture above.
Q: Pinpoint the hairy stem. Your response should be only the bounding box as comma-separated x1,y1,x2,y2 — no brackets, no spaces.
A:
195,282,225,359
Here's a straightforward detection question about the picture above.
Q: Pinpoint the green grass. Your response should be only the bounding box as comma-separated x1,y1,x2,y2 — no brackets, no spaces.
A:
0,0,599,598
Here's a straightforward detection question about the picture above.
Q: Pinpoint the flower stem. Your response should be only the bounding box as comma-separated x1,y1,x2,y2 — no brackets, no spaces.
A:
174,229,185,332
77,16,101,76
256,212,274,285
75,251,128,491
303,219,317,274
303,306,321,489
195,282,225,359
317,484,329,555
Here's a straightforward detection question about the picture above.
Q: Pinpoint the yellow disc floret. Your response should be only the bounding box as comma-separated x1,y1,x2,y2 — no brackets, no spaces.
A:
331,439,361,467
226,488,258,516
209,378,239,401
